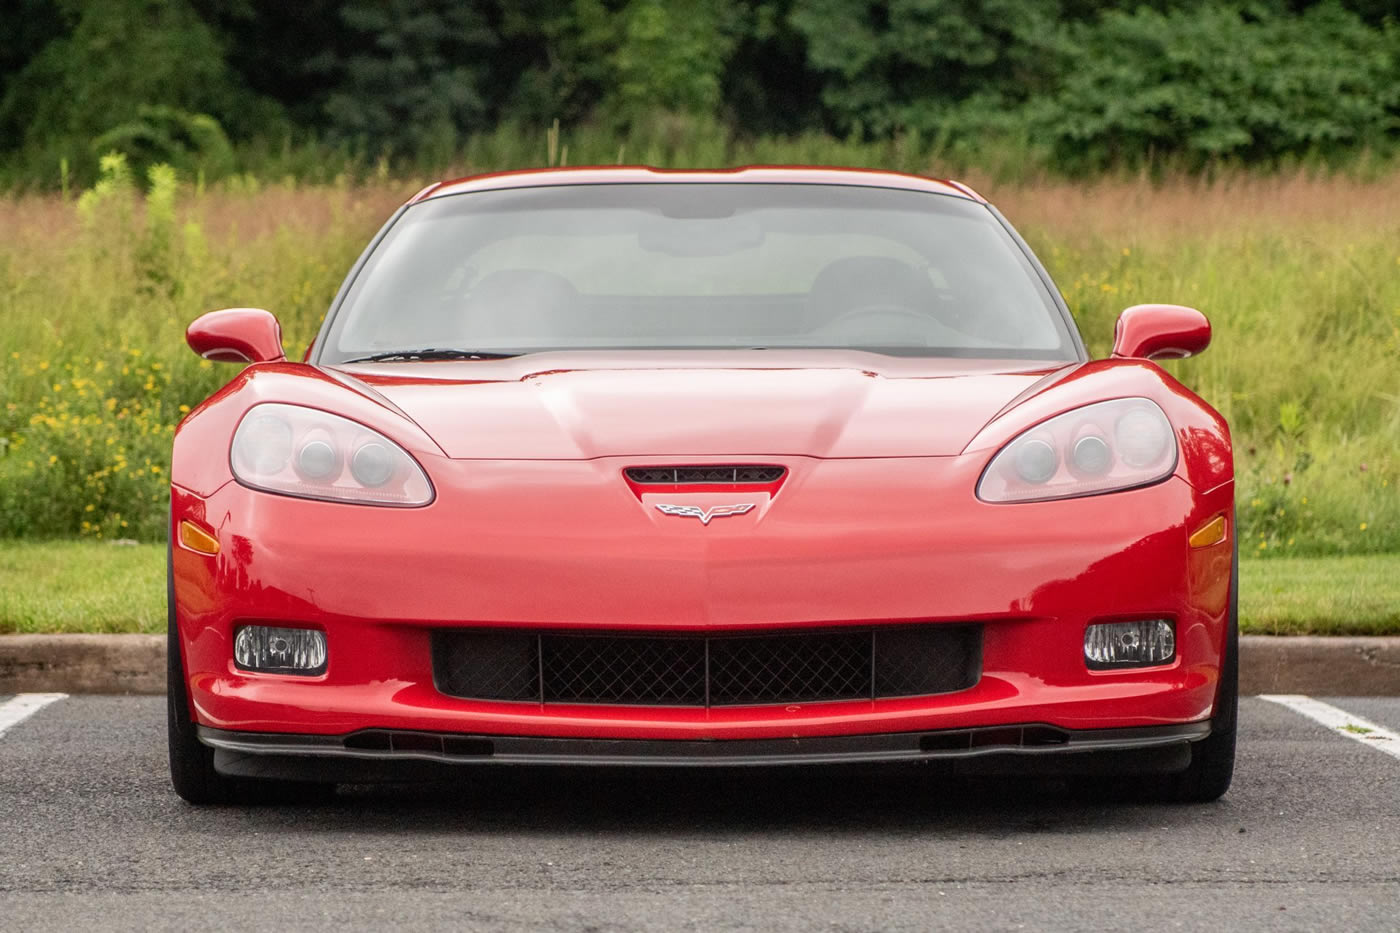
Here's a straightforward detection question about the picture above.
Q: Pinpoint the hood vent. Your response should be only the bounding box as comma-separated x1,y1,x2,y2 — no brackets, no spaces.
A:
626,465,786,485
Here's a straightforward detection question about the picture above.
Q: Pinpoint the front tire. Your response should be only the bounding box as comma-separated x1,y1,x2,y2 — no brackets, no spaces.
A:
167,541,237,804
1161,521,1239,803
167,541,333,805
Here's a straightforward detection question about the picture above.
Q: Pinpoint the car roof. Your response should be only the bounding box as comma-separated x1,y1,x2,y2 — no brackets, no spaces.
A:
408,166,985,205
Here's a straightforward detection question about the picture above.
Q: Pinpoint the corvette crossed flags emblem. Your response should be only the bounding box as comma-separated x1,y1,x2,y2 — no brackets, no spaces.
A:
654,503,756,525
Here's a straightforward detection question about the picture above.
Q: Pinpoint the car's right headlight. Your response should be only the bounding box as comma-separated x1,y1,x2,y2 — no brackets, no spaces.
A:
230,402,434,506
976,398,1177,503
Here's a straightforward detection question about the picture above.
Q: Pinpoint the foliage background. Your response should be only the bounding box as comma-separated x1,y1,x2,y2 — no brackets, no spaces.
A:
0,0,1395,558
1,1,1399,188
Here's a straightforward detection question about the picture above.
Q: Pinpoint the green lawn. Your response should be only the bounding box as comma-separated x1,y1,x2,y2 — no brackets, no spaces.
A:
0,540,166,634
1242,553,1400,636
0,540,1397,637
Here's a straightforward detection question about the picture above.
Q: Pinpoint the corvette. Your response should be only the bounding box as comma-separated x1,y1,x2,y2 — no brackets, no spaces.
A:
168,166,1235,804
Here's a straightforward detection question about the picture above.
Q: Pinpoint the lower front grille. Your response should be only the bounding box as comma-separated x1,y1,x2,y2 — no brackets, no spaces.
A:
432,625,982,707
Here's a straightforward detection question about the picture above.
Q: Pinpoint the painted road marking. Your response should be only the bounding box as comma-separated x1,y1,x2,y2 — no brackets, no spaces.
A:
1261,695,1400,763
0,693,67,738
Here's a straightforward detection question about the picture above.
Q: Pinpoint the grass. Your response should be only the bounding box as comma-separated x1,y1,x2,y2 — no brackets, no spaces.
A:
1242,554,1400,637
0,540,165,634
0,155,1397,550
1,541,1396,637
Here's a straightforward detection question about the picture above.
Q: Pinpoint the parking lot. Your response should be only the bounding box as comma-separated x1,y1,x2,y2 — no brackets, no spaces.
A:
1,694,1397,931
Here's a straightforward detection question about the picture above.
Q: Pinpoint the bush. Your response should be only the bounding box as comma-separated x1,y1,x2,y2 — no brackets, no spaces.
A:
1036,4,1400,172
0,156,383,539
91,107,236,185
0,0,261,187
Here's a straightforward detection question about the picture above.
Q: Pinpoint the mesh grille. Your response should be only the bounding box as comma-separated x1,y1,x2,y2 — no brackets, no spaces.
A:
433,625,980,706
543,635,706,705
709,630,871,704
626,465,786,485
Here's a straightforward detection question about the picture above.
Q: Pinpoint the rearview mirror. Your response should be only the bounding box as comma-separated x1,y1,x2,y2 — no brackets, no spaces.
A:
186,308,286,364
1111,304,1210,360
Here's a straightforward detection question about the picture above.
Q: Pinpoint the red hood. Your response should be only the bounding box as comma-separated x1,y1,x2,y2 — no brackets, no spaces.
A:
333,351,1072,459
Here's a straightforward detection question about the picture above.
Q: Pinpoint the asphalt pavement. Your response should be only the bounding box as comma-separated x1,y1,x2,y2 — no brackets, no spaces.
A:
0,696,1397,932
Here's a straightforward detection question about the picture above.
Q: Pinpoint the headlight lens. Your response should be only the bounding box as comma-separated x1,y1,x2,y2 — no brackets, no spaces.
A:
977,398,1176,503
231,402,433,506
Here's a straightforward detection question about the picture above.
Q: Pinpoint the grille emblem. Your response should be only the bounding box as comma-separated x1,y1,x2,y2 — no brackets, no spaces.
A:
654,503,755,525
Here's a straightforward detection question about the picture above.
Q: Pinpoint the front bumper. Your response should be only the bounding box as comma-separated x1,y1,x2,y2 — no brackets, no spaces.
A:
171,455,1234,743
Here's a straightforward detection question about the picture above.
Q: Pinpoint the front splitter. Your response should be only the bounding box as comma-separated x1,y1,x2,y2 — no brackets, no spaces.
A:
200,720,1209,782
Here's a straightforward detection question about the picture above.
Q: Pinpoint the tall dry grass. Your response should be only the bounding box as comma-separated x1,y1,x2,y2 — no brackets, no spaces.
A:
1,163,1395,552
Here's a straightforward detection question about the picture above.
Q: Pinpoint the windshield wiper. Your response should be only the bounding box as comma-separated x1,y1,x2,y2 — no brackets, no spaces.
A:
340,348,521,363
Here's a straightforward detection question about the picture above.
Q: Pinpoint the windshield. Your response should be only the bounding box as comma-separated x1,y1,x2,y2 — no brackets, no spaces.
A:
322,183,1078,362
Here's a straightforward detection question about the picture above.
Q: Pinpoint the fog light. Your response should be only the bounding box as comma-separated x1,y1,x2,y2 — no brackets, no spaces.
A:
1084,619,1174,670
234,625,327,675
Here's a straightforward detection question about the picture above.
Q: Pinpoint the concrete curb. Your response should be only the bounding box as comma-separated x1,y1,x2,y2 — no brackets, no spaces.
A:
2,633,1398,697
1238,635,1400,697
0,634,165,695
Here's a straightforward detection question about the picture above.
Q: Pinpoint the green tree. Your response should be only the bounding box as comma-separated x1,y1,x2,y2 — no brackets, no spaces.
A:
499,0,741,130
0,0,66,106
319,0,498,163
788,0,1070,136
1040,3,1400,170
494,0,621,129
192,0,346,132
721,0,823,135
611,0,741,122
0,0,250,182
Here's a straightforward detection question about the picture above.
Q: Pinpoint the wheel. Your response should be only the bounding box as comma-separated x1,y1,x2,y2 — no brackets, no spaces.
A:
167,541,333,805
1161,517,1238,803
167,539,237,804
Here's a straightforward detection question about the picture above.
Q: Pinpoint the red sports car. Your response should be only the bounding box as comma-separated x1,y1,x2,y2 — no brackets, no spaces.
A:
168,167,1235,804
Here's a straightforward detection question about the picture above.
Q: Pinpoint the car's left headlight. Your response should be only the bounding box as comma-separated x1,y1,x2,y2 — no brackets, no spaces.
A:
230,402,434,506
976,398,1177,503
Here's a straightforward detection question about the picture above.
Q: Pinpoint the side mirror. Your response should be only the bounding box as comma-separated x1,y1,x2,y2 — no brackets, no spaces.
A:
1111,304,1210,360
186,308,286,364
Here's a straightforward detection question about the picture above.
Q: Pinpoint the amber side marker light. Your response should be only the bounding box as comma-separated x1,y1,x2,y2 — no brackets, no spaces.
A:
178,520,220,555
1189,514,1228,549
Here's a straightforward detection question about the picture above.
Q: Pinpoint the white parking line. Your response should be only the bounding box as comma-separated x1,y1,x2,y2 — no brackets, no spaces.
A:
0,693,67,738
1260,695,1400,762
